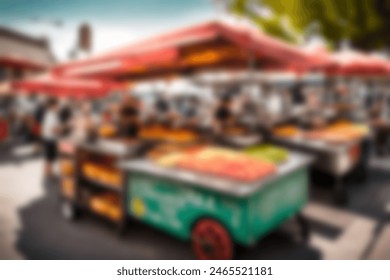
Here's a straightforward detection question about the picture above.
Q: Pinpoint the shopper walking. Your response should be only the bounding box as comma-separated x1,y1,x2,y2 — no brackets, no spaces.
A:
42,98,60,178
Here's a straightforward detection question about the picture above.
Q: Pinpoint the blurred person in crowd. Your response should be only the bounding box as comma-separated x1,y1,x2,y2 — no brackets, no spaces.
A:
347,79,368,121
29,95,47,154
213,94,236,133
153,91,175,125
71,101,96,141
58,98,73,137
332,83,355,121
23,95,36,142
261,84,284,125
177,96,200,128
302,88,327,129
42,98,61,178
119,94,142,138
16,94,37,142
237,86,261,129
291,79,306,106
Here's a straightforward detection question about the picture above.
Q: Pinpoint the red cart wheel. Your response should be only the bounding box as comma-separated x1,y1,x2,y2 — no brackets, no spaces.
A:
191,218,234,260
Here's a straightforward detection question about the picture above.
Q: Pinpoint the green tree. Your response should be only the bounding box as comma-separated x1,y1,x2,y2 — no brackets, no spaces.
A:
228,0,390,51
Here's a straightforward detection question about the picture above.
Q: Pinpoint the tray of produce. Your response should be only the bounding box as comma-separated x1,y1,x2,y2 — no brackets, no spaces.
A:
139,125,199,143
82,162,123,190
89,193,122,221
273,125,302,138
243,144,289,164
147,145,276,182
304,122,369,144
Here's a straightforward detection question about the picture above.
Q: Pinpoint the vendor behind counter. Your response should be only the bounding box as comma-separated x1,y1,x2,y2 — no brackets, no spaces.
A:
118,94,142,138
213,89,240,133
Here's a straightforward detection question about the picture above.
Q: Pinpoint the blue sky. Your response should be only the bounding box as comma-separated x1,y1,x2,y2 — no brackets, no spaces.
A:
0,0,219,61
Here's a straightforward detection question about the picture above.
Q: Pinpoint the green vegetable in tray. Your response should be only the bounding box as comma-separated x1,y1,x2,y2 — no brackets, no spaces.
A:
244,144,288,164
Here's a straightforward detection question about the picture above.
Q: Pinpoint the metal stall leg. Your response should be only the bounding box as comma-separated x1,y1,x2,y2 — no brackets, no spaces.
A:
296,213,310,243
116,172,129,237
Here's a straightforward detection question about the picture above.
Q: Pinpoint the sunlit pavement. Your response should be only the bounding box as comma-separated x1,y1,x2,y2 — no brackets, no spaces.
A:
1,145,390,259
0,144,44,259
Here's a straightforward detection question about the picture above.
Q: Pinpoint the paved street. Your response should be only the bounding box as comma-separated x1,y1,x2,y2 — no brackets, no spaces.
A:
1,144,390,259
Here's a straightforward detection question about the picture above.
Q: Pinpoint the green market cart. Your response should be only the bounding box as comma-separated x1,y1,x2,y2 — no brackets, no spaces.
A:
119,150,313,259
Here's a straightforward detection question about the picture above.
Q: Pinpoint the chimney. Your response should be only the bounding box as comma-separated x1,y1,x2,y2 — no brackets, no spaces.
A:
78,23,92,53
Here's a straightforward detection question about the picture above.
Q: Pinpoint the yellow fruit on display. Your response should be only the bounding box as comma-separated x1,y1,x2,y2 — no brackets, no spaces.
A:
131,197,146,218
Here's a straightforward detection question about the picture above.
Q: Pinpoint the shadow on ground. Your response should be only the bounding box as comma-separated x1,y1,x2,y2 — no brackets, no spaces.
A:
311,164,390,223
15,181,321,260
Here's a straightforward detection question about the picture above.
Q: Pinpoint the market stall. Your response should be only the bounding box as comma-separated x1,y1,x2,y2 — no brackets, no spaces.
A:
60,139,312,259
271,121,368,201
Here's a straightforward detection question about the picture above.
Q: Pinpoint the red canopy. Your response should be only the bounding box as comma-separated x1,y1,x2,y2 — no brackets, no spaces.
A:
330,50,390,76
0,56,50,71
301,45,338,74
12,75,121,99
53,20,318,79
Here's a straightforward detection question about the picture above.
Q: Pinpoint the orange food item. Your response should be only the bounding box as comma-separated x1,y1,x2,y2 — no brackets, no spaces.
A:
82,163,122,188
140,126,198,142
107,206,122,221
108,173,122,187
89,194,122,221
83,164,93,178
273,125,300,137
99,125,116,138
90,196,109,214
60,160,74,176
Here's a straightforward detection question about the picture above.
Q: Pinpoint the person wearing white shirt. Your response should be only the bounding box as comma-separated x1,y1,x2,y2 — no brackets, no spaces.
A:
42,98,60,178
